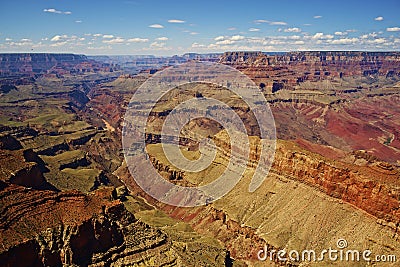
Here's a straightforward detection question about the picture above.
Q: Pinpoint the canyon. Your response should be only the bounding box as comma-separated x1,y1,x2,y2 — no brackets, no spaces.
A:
0,52,400,266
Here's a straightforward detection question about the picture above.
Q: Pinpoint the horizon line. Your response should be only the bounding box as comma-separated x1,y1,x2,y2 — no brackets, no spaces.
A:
1,50,400,57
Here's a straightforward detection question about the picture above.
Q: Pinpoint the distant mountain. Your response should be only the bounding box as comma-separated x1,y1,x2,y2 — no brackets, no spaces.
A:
0,53,118,77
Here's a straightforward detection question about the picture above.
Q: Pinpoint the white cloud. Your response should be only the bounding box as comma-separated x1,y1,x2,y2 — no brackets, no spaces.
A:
247,37,265,44
387,27,400,32
102,34,114,39
227,27,237,31
88,45,112,51
128,38,149,42
43,8,71,15
93,33,102,37
374,16,384,21
284,27,301,33
50,41,67,47
6,40,36,47
254,20,287,26
346,29,357,32
43,8,61,14
150,41,165,48
213,35,247,46
216,39,235,45
50,35,82,43
331,38,358,44
51,35,63,42
156,37,168,41
313,15,322,19
312,32,334,39
191,42,205,48
334,31,347,36
269,40,285,45
20,38,31,42
254,19,268,24
206,41,277,52
168,19,185,23
75,20,82,23
231,35,245,41
190,32,199,35
103,37,125,44
149,24,164,29
366,38,386,44
214,36,225,41
293,40,305,45
361,32,378,39
269,21,287,26
5,38,12,41
249,28,260,32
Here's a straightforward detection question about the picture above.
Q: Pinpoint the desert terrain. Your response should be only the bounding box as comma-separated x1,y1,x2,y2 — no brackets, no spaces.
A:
0,51,400,266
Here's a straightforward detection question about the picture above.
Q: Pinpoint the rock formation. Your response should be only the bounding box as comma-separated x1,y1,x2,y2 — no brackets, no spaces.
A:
1,52,400,266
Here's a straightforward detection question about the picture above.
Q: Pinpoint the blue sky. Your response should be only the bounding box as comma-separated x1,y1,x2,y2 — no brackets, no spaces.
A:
0,0,399,55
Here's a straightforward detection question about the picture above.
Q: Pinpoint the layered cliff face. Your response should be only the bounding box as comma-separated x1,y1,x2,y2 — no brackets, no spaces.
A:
0,53,118,77
269,97,400,165
220,51,400,74
2,52,400,266
0,181,230,267
0,149,51,190
220,51,400,94
0,139,230,266
122,139,400,265
106,71,400,265
0,71,233,267
217,52,400,165
1,170,228,266
220,51,265,65
273,141,400,222
1,184,125,266
0,53,85,75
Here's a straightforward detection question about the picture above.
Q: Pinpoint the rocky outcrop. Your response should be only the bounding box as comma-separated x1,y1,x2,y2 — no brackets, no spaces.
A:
3,50,400,266
220,51,265,65
0,84,18,94
0,115,230,266
0,185,153,266
21,129,97,156
0,149,53,190
0,53,85,76
272,141,400,223
221,51,400,72
0,134,22,150
121,139,400,265
0,53,118,77
68,89,90,109
268,96,400,164
0,183,230,267
220,51,400,93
